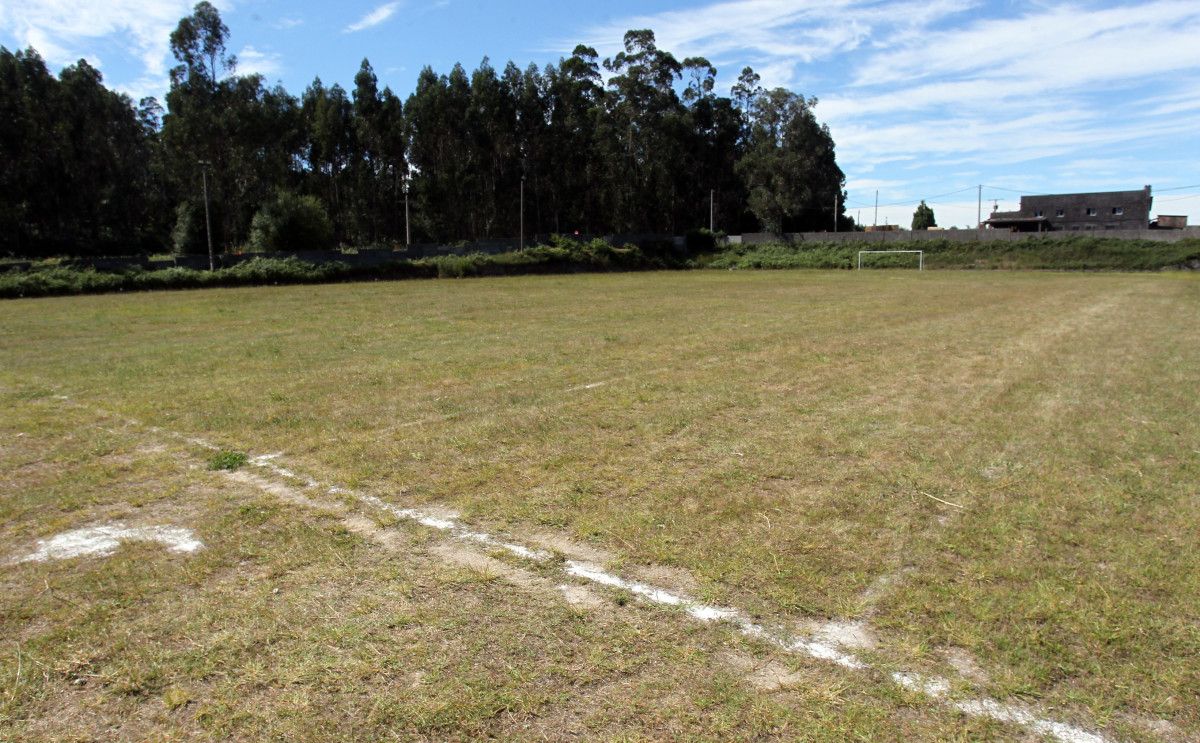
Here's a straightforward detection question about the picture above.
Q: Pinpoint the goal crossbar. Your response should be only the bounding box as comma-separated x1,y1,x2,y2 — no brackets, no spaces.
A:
857,250,924,270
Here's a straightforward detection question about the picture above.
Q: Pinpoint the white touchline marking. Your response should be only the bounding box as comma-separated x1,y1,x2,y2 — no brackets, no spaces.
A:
563,366,673,394
266,456,1114,743
12,524,203,563
250,453,319,487
894,671,951,697
954,700,1108,743
349,492,552,561
39,393,1121,743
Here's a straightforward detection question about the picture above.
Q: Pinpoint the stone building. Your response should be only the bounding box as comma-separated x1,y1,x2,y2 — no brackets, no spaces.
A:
985,186,1152,232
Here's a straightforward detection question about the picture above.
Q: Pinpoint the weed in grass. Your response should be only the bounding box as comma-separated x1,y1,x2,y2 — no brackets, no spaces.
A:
207,450,248,471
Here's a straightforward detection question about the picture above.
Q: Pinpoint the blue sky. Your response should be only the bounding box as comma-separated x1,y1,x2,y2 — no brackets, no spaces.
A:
2,0,1198,227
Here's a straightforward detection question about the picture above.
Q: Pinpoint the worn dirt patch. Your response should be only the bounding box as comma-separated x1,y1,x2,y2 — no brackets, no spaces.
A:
431,542,593,611
722,651,811,693
527,529,615,565
943,647,990,684
557,583,605,610
342,515,409,552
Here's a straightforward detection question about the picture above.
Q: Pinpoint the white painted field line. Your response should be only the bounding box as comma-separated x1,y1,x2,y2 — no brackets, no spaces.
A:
245,452,1113,743
250,453,319,487
11,524,203,564
564,366,673,394
39,393,1119,743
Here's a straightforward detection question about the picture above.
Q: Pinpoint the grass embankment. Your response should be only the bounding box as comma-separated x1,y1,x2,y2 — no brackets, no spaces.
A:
2,272,1198,740
4,235,1198,299
706,235,1200,271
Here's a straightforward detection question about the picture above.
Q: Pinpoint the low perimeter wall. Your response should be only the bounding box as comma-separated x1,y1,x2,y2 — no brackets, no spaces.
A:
731,228,1200,246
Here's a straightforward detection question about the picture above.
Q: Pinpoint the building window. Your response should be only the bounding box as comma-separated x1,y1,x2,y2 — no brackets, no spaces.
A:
1112,207,1124,215
1086,208,1098,216
1034,209,1044,217
1056,209,1065,217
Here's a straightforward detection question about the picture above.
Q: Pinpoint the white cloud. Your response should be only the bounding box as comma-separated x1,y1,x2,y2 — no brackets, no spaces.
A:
570,0,1200,223
237,45,282,77
344,2,402,33
274,17,304,30
567,0,974,89
113,74,170,102
0,1,232,77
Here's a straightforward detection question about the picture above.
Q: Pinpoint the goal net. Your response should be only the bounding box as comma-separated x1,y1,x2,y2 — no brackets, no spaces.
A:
857,250,924,270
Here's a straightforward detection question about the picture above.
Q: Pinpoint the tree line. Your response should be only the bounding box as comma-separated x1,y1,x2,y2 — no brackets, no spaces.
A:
0,2,851,258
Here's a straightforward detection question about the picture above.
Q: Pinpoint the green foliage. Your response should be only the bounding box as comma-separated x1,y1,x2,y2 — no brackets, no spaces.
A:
0,239,666,298
912,201,936,231
422,237,657,278
4,7,842,256
736,89,844,234
248,192,334,252
207,450,248,471
0,257,346,298
3,237,1196,300
706,236,1200,271
0,47,166,257
172,201,208,255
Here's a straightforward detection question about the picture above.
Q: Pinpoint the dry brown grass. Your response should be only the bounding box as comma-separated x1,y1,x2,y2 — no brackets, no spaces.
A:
2,270,1197,740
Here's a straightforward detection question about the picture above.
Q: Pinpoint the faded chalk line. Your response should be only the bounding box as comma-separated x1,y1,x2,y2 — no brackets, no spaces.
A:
11,524,203,564
238,448,1116,742
40,393,1121,743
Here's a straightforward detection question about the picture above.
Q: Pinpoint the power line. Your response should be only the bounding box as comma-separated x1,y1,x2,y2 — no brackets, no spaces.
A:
846,185,976,210
981,184,1035,194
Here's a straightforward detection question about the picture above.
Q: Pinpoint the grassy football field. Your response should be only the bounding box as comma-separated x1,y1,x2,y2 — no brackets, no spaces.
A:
2,270,1197,741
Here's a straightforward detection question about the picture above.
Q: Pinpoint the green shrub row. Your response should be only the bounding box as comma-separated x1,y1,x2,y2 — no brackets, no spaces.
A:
0,238,666,299
3,236,1196,299
704,236,1200,272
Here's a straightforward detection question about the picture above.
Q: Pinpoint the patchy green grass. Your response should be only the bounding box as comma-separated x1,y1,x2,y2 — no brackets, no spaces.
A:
1,270,1198,740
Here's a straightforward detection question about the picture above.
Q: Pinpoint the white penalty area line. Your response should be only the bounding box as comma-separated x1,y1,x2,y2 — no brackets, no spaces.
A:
45,393,1115,743
246,458,1109,743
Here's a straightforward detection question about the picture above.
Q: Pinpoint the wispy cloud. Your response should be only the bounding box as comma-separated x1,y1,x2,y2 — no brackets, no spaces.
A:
237,45,282,78
274,17,304,30
566,0,1200,220
566,0,974,89
344,2,402,34
0,0,203,78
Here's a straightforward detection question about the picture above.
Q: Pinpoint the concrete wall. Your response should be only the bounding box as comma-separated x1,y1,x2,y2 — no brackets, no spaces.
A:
732,228,1200,246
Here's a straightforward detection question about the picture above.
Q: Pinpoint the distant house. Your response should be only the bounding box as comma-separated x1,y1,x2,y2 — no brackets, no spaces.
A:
985,186,1152,232
1152,214,1188,230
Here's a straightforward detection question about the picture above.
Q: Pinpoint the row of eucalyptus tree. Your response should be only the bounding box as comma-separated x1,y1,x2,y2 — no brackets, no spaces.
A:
0,2,851,257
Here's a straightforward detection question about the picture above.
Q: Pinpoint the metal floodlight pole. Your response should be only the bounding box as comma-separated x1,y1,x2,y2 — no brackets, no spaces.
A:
520,175,526,250
404,177,411,247
710,189,715,232
834,193,839,232
198,160,214,271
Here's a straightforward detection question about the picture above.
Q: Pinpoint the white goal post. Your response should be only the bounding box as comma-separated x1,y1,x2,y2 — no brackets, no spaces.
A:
857,250,924,270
